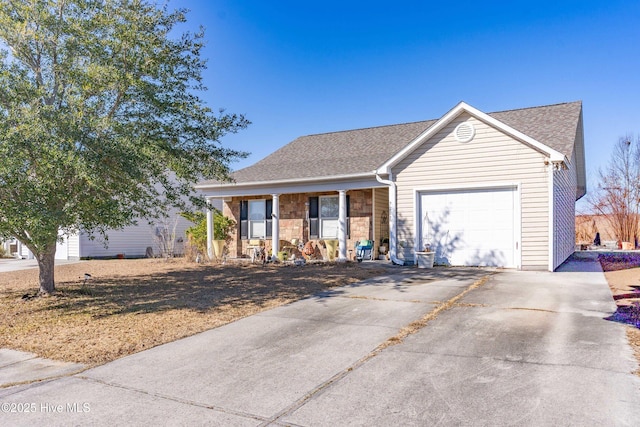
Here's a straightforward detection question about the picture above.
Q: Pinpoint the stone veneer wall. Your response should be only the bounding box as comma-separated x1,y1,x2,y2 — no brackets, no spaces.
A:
222,189,373,260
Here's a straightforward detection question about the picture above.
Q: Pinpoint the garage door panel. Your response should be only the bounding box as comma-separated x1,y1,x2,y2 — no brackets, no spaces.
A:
420,187,516,268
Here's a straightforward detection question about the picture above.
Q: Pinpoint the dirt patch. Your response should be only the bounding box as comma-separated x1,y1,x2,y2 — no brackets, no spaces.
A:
0,259,387,365
599,253,640,375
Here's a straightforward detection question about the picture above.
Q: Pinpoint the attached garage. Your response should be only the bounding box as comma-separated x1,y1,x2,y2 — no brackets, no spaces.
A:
418,186,519,268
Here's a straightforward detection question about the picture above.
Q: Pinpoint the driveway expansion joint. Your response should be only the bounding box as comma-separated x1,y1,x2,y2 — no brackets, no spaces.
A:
388,349,635,375
340,295,430,304
260,273,494,426
77,375,269,422
0,364,89,389
254,313,404,330
0,355,37,369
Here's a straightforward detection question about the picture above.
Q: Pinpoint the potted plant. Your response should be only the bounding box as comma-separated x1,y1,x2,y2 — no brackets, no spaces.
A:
416,243,435,268
212,209,236,261
379,238,389,260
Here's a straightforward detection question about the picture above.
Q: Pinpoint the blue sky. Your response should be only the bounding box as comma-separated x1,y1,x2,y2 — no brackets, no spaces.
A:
181,0,640,207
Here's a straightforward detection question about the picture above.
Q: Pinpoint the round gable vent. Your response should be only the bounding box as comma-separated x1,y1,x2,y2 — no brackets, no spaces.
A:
454,122,475,143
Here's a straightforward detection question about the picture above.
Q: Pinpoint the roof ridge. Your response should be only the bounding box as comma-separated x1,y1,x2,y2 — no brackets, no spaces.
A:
300,118,436,138
488,100,582,115
298,101,581,139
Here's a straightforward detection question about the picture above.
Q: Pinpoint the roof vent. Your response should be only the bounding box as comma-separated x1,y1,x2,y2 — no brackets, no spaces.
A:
454,122,475,143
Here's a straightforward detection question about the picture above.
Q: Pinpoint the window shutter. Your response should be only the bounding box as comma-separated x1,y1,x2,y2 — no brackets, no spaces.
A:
240,201,248,240
265,199,273,238
309,197,319,239
346,195,350,239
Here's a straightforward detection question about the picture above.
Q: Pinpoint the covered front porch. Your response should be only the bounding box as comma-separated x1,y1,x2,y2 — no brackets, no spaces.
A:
205,186,392,263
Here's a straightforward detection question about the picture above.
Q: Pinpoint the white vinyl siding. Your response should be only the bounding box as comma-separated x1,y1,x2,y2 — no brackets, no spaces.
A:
393,112,549,270
553,150,578,270
68,234,80,259
77,215,191,258
373,187,389,255
55,233,81,260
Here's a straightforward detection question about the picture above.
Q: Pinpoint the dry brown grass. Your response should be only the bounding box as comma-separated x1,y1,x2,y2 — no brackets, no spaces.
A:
0,259,387,366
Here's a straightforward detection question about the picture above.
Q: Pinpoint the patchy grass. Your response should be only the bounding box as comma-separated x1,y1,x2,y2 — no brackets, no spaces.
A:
0,259,387,365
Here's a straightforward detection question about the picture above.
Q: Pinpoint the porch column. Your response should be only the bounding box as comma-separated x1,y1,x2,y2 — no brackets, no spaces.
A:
338,190,347,261
271,194,280,261
206,199,213,260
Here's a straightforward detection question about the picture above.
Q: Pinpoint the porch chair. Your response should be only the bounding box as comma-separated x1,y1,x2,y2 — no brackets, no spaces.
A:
355,240,374,262
246,239,264,263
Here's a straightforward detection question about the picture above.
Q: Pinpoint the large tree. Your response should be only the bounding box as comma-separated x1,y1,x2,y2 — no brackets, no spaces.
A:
0,0,249,294
589,136,640,246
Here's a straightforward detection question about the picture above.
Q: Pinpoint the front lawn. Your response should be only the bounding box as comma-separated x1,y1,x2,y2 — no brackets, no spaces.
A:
0,259,387,365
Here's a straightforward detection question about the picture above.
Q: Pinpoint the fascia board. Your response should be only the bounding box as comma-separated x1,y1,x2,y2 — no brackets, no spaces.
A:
377,101,566,174
199,175,386,198
195,171,377,191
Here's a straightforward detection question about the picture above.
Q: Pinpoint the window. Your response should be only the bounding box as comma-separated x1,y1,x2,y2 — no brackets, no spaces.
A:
309,195,350,239
249,200,266,238
320,196,339,238
240,199,272,240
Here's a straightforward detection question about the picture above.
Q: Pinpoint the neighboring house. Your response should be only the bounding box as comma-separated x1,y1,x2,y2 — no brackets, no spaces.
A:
196,101,586,271
53,199,224,260
2,238,34,259
53,218,190,260
7,201,221,261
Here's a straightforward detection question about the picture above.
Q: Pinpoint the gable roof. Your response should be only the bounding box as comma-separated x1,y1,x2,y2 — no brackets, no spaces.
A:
198,101,583,187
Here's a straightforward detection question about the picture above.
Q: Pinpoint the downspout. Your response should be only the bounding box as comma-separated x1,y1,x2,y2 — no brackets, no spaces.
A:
376,172,403,265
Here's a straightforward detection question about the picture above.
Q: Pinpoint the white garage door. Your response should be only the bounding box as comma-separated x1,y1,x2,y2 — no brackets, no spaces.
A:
419,187,517,267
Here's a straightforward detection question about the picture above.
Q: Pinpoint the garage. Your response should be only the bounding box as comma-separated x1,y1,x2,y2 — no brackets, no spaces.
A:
419,186,518,268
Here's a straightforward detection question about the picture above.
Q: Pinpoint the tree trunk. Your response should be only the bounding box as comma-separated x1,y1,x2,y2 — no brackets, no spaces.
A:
37,246,57,295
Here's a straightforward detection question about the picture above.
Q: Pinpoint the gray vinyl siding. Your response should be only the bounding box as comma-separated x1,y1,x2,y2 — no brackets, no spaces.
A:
392,112,550,269
553,150,578,269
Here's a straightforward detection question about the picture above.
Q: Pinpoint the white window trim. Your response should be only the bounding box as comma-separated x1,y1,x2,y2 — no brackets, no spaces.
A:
319,195,339,239
248,199,266,239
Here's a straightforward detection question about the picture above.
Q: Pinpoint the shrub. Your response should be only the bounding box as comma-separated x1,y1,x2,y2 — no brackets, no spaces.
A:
181,209,236,261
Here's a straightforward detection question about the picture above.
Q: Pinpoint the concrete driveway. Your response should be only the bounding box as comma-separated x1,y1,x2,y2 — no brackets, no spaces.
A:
1,257,639,426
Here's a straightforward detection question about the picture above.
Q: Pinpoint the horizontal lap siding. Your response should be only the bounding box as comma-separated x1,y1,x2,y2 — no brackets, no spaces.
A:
373,187,389,255
553,150,577,269
78,214,191,258
68,234,80,259
393,113,549,269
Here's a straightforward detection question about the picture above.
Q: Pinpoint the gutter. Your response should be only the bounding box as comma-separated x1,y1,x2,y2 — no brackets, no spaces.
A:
375,172,404,265
195,171,378,190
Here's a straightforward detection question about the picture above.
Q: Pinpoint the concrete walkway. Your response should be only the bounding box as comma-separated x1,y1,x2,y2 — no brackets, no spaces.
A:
0,258,83,273
0,350,85,388
1,258,639,426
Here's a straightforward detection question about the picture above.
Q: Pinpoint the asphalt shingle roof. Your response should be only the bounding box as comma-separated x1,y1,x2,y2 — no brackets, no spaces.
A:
202,101,582,185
